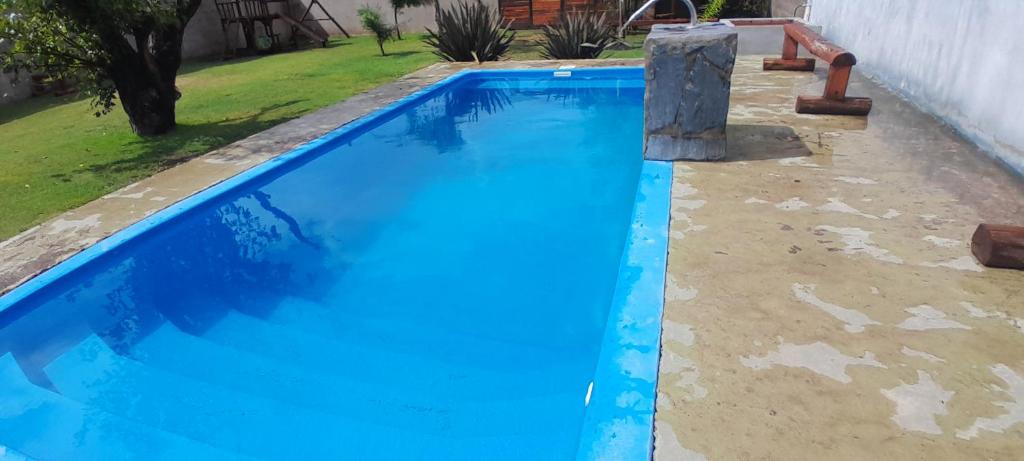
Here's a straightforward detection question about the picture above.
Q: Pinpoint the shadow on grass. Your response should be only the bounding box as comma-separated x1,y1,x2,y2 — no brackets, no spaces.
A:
177,39,352,76
378,50,421,58
0,93,87,125
51,99,306,182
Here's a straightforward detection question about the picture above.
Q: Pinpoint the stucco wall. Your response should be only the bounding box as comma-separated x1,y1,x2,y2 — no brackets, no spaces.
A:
771,0,804,18
810,0,1024,176
0,71,32,106
182,0,234,58
316,0,499,36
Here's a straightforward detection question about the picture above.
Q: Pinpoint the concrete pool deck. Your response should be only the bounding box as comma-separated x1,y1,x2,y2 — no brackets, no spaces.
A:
654,58,1024,460
1,56,1023,459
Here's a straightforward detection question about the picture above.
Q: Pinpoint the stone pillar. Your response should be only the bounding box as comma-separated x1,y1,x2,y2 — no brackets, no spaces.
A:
643,23,738,161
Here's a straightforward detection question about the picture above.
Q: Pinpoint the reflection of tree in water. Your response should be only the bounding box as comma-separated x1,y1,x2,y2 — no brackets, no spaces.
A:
96,197,298,346
3,190,323,383
405,83,514,154
121,192,322,335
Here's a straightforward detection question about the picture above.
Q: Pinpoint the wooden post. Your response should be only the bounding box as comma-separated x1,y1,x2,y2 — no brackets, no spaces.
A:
782,33,799,60
971,224,1024,269
764,28,815,71
824,64,851,100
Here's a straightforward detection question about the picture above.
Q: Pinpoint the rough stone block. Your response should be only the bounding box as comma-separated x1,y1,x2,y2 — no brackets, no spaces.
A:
643,23,738,161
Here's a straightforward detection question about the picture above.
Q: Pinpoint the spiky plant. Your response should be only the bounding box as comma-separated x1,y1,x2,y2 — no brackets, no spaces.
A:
424,0,515,63
700,0,726,21
540,8,616,60
358,7,394,56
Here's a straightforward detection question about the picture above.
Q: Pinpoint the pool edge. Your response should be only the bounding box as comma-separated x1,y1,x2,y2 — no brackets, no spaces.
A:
0,68,482,313
0,66,666,461
0,66,645,315
574,159,673,461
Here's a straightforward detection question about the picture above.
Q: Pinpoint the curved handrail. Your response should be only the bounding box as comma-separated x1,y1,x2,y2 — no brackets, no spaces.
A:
618,0,699,39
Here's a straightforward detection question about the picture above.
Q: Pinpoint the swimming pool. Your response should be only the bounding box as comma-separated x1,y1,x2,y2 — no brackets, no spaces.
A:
0,68,670,460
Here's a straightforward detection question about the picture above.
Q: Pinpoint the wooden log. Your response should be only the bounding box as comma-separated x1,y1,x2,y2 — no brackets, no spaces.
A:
763,58,816,71
972,224,1024,269
795,96,872,115
783,23,856,66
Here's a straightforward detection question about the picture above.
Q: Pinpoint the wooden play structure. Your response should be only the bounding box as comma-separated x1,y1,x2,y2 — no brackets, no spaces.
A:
763,22,872,116
214,0,350,59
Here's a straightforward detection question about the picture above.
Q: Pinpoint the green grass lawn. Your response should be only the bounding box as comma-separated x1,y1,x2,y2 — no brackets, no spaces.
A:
0,32,645,240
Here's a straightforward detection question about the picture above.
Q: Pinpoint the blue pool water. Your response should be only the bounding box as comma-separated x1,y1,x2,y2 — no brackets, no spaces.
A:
0,69,666,460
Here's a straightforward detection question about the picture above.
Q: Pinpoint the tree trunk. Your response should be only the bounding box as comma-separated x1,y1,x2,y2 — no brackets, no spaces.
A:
378,40,387,56
54,0,201,136
110,59,178,136
394,8,402,40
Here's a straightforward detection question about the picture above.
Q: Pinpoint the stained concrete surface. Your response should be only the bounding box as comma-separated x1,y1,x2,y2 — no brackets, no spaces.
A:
654,57,1024,460
2,53,1023,460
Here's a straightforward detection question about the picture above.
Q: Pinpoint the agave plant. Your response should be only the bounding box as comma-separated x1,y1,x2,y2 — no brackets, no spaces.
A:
540,8,615,60
700,0,726,21
424,0,515,62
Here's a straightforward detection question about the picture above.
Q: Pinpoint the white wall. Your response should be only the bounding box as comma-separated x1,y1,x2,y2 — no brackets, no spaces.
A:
810,0,1024,176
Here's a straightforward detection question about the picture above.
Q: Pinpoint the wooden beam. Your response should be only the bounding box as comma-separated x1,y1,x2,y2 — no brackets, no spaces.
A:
795,96,872,115
783,23,856,66
972,224,1024,269
763,58,816,71
727,18,796,26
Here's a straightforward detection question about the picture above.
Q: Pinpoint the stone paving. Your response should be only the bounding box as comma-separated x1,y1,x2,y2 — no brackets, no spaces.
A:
2,53,1023,460
653,57,1024,460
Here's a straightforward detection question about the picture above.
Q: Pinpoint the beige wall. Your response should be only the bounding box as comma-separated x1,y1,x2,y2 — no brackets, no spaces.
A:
285,0,497,36
0,71,32,106
182,0,234,58
771,0,805,18
181,0,501,59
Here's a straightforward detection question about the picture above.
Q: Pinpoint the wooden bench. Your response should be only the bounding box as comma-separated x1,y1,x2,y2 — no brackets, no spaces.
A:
763,23,872,116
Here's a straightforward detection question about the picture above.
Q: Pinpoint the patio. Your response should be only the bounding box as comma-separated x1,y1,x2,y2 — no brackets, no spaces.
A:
655,56,1024,460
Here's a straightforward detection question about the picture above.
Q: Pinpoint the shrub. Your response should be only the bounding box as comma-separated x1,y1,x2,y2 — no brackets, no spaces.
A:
424,0,515,62
540,8,616,60
700,0,726,21
358,7,394,56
